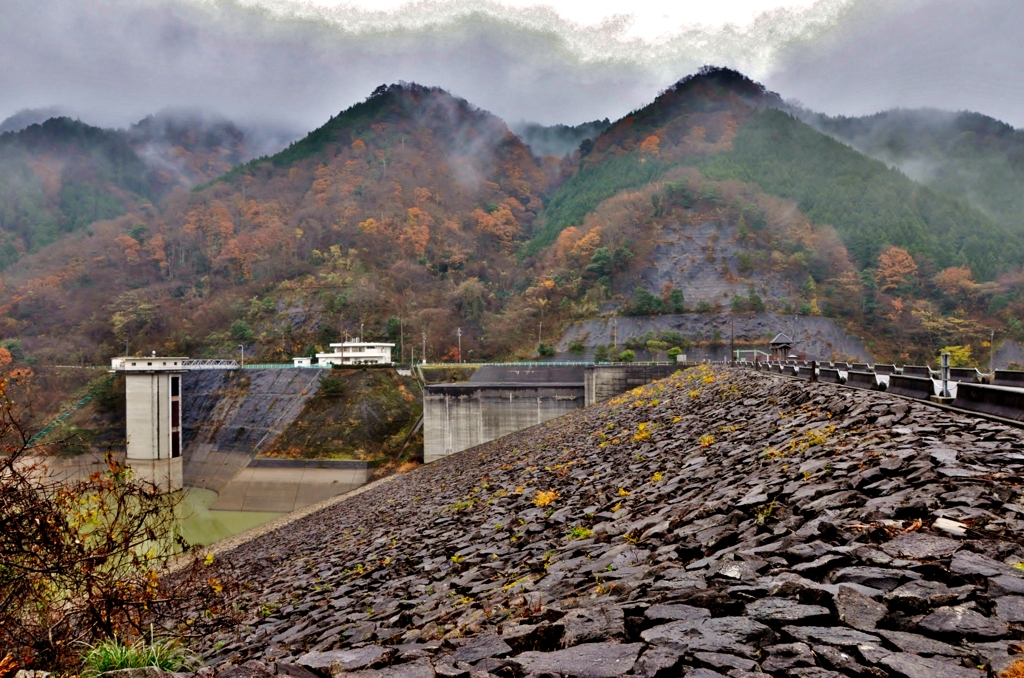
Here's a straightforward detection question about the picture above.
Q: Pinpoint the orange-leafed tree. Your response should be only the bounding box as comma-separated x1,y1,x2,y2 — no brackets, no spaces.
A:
113,234,141,265
640,135,661,157
875,246,918,291
398,207,432,257
934,265,977,303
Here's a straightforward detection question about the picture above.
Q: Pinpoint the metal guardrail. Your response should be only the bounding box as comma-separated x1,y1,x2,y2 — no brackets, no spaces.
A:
183,359,239,369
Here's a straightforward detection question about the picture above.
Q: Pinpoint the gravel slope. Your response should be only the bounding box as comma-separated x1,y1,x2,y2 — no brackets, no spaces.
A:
196,367,1024,677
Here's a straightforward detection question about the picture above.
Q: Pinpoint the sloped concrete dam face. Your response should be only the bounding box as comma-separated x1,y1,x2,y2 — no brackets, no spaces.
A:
181,369,326,493
423,384,584,463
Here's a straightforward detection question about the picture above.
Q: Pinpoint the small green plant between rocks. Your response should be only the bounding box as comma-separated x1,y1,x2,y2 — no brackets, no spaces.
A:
81,634,199,677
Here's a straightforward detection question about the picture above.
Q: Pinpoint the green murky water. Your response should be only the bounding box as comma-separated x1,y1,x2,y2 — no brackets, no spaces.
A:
176,488,283,546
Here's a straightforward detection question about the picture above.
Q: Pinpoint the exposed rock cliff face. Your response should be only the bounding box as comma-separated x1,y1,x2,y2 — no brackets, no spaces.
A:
192,368,1024,677
182,369,325,491
556,313,872,362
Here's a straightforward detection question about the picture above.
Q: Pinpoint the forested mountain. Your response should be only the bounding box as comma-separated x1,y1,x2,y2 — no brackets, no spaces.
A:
4,68,1024,382
0,118,150,268
525,68,1024,363
0,111,291,272
0,107,73,134
800,108,1024,233
0,84,565,368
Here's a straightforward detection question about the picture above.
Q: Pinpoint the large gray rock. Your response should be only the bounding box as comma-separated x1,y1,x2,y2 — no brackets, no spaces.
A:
759,642,815,672
831,567,907,592
451,635,512,663
745,597,830,624
880,533,961,560
515,643,643,678
557,605,626,647
641,617,771,658
996,596,1024,623
949,551,1013,578
782,626,880,649
297,647,396,675
918,605,1006,640
835,585,888,631
885,579,968,613
878,652,980,678
644,604,711,624
877,629,969,657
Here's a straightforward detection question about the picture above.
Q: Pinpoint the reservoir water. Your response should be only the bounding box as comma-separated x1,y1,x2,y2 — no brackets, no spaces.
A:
177,488,283,546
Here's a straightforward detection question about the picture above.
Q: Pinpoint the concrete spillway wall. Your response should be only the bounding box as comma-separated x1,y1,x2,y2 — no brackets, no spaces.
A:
182,369,326,492
424,363,685,462
423,384,584,463
583,363,681,406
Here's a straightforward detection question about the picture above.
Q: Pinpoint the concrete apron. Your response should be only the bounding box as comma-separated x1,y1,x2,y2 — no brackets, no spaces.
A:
209,465,372,513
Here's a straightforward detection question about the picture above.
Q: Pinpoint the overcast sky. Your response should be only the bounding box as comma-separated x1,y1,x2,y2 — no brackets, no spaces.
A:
2,0,1022,134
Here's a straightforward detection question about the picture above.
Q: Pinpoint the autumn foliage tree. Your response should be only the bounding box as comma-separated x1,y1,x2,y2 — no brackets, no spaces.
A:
934,265,977,305
0,370,238,672
875,246,918,292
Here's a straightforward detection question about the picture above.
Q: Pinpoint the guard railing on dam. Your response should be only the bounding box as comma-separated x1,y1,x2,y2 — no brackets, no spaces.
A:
743,360,1024,425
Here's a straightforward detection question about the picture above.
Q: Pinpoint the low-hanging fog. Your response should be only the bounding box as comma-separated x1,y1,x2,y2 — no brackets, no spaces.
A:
2,0,1023,136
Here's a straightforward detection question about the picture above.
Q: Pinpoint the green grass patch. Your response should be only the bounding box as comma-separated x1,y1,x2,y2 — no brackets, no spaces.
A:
81,636,199,677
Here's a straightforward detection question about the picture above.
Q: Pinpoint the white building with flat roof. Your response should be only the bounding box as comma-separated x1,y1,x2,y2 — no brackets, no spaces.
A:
316,341,395,366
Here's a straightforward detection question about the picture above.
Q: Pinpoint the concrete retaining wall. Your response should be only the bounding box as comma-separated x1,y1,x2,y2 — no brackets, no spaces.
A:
847,371,884,391
953,383,1024,421
886,375,936,400
423,385,584,463
210,459,373,512
583,364,679,406
950,367,983,383
993,370,1024,388
819,368,844,384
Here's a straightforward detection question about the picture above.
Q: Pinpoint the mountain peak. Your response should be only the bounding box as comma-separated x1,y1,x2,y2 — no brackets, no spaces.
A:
666,65,781,104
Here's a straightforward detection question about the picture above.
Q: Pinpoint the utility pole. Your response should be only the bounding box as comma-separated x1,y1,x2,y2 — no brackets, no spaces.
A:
422,331,427,365
538,320,542,347
991,329,996,372
730,312,735,366
360,323,364,343
238,344,245,369
457,327,462,364
400,316,404,365
611,318,617,350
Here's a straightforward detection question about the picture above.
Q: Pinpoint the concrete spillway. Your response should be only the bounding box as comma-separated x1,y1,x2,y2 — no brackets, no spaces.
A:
423,382,584,463
423,363,682,462
182,369,326,493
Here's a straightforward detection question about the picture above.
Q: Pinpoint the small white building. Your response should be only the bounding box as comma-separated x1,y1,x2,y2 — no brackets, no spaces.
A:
316,341,395,366
292,357,313,367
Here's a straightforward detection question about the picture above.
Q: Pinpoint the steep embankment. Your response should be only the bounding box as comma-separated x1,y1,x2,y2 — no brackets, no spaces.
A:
183,369,325,491
195,367,1024,677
